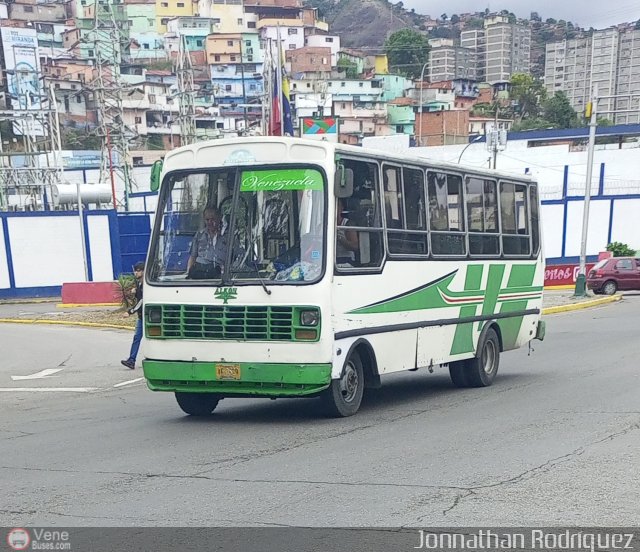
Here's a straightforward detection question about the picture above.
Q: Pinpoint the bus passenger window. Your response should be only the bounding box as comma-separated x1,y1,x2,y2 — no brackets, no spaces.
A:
336,159,384,271
501,182,531,256
427,171,465,256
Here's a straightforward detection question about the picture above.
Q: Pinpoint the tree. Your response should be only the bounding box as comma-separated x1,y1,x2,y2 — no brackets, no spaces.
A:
450,14,460,25
440,13,448,22
337,57,359,79
635,20,640,30
510,73,547,122
543,91,579,128
384,29,430,79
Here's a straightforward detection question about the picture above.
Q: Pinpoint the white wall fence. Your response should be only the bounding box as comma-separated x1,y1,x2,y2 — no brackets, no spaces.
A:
0,210,121,299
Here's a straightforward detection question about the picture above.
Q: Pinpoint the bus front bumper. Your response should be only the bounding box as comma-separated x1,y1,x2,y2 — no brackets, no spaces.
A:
143,360,332,397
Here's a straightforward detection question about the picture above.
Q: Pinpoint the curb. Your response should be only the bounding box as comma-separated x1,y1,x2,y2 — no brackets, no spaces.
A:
542,294,622,315
0,298,60,305
57,303,121,308
0,318,134,331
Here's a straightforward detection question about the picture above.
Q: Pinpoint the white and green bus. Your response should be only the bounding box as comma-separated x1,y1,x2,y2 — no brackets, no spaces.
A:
142,137,545,417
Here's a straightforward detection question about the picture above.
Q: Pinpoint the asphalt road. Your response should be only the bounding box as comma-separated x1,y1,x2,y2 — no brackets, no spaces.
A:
0,297,639,527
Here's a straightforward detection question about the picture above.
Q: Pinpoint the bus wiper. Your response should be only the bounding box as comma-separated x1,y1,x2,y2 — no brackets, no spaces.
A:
252,260,272,296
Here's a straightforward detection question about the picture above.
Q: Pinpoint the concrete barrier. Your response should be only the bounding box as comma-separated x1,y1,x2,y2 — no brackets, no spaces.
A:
61,282,120,306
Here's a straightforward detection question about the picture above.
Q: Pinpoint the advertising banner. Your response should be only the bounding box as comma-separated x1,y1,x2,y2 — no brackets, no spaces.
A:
1,27,45,135
300,117,338,143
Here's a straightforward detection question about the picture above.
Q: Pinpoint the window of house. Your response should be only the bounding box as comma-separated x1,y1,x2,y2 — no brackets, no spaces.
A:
88,49,94,57
427,171,465,256
24,5,33,11
148,94,156,102
227,40,234,46
214,55,221,61
161,18,169,25
237,18,243,25
288,28,298,35
161,2,168,7
466,176,499,256
326,37,333,43
135,116,142,124
230,55,236,61
196,39,203,47
177,2,184,6
225,85,232,91
384,166,428,256
289,44,295,49
248,21,256,28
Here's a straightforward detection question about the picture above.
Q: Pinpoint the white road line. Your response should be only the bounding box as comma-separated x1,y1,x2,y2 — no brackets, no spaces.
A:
113,378,144,388
11,368,63,381
0,387,98,393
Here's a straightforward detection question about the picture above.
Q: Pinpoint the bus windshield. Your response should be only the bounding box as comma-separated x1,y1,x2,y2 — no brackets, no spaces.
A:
148,166,326,285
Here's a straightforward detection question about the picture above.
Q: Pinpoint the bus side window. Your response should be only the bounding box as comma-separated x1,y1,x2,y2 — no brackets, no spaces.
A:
337,159,384,270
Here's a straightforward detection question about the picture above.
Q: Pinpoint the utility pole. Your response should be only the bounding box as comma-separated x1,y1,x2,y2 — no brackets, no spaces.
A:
574,85,598,297
492,104,499,169
87,0,136,211
175,35,197,145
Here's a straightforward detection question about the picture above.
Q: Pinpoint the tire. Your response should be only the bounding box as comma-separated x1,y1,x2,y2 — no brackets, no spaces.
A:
464,328,500,388
602,280,617,296
449,361,470,388
175,392,220,416
322,351,365,417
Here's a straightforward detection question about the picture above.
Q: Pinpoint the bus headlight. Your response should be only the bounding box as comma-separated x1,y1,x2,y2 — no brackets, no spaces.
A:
147,306,162,324
300,309,320,327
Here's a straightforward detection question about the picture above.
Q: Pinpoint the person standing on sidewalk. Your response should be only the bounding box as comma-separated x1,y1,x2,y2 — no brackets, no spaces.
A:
121,261,144,369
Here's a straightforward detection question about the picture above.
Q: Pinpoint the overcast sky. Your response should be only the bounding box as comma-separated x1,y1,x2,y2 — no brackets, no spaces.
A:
400,0,640,28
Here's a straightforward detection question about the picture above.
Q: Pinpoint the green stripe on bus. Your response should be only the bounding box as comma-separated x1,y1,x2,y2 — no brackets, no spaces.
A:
451,265,484,355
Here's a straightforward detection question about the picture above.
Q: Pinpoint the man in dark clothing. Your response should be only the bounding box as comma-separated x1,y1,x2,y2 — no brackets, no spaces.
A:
121,261,144,369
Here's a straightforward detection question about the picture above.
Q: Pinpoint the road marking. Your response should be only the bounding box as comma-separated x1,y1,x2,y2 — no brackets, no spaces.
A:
0,387,98,393
11,368,63,381
114,378,144,388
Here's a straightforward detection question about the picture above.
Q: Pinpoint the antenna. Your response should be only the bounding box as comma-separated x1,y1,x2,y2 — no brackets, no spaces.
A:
175,35,197,145
86,0,136,211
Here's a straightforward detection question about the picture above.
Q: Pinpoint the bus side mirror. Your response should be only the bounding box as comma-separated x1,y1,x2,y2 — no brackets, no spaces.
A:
150,159,163,192
334,166,353,199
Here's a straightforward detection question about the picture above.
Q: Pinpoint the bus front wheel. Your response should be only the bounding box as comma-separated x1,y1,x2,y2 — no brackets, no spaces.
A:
465,328,500,387
175,392,220,416
322,351,364,417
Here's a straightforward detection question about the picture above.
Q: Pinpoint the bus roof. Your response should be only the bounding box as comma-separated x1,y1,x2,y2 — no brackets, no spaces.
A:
162,137,536,184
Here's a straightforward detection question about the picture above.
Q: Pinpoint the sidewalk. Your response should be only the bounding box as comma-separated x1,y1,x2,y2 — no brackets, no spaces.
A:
541,289,622,314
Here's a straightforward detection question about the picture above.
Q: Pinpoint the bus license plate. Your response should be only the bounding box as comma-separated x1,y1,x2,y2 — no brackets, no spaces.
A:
216,363,241,380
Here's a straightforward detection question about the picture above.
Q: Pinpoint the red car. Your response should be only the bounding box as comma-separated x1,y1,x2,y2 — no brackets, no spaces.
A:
587,257,640,295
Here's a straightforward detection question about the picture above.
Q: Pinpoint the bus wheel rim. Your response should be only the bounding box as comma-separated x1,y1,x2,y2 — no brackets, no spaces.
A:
482,339,497,375
339,361,358,403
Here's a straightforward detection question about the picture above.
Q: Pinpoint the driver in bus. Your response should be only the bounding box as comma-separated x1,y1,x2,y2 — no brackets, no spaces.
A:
336,198,359,266
187,206,230,279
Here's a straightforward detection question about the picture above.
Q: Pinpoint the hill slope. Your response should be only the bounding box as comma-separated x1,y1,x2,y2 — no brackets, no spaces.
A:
306,0,420,49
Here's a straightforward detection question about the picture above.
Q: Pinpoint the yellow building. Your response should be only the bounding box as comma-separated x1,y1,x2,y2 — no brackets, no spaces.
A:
156,0,194,33
374,54,389,75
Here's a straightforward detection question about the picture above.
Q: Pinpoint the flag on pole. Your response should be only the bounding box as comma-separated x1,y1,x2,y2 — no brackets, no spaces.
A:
270,27,294,137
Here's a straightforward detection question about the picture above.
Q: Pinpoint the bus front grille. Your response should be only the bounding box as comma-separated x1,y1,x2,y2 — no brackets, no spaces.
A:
155,305,295,341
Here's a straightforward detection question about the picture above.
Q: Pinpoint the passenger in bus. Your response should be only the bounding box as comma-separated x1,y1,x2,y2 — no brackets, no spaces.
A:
187,206,230,279
336,199,359,266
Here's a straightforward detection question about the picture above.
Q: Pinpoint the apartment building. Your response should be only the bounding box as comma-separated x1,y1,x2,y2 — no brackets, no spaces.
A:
461,16,530,85
544,28,640,124
428,38,476,82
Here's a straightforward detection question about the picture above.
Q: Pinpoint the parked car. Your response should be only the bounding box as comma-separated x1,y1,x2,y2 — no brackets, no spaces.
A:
587,257,640,295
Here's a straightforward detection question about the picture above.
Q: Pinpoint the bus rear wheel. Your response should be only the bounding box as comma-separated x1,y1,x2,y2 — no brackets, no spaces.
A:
175,392,220,416
322,351,364,417
465,328,500,387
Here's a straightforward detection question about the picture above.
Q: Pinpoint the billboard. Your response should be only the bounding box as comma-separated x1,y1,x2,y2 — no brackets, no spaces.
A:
300,117,339,143
1,27,45,135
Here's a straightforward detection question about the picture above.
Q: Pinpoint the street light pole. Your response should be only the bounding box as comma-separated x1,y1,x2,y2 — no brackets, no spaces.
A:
418,63,428,146
457,134,483,164
574,84,598,297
